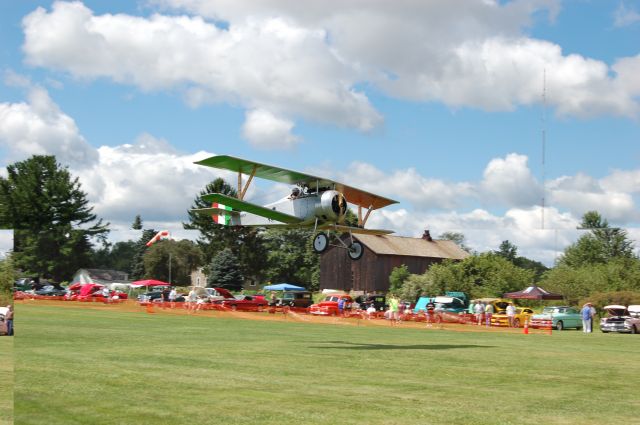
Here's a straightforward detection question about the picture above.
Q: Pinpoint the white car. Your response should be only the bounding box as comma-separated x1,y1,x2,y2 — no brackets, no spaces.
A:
600,305,640,334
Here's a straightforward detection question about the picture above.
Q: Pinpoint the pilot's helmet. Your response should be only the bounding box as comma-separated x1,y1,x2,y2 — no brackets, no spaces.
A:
291,187,301,197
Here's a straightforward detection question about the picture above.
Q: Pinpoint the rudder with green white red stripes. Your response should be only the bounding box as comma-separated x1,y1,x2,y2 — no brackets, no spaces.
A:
211,203,232,225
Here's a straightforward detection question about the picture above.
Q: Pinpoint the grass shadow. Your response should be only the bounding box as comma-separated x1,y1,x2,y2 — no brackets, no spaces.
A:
309,341,496,351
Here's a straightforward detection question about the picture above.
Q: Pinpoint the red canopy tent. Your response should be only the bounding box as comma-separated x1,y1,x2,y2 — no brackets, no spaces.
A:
131,279,171,288
503,285,563,300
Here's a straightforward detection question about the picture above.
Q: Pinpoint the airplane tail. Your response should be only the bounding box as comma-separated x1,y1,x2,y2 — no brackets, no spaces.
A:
210,202,232,225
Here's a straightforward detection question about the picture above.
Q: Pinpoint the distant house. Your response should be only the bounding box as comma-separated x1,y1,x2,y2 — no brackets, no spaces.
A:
190,267,259,290
72,269,131,288
319,230,469,293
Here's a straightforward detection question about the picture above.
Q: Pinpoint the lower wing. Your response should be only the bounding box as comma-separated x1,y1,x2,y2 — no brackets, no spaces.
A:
319,224,394,235
198,193,303,225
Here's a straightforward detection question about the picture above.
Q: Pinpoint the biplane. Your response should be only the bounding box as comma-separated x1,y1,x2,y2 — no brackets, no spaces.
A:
192,155,398,260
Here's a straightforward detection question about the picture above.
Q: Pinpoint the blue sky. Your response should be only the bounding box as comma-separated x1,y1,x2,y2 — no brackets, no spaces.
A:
1,0,639,265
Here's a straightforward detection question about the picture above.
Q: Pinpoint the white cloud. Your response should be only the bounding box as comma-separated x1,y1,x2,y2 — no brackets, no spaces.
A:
614,2,640,27
152,0,638,118
19,0,640,155
22,2,381,149
241,109,299,149
481,153,541,207
0,85,98,168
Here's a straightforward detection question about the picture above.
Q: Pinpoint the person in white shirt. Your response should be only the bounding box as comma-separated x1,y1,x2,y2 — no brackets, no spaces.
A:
506,303,517,327
474,302,484,325
484,302,494,327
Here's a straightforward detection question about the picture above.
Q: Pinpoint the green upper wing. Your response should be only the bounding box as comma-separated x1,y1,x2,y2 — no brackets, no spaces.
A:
195,155,398,210
200,193,303,224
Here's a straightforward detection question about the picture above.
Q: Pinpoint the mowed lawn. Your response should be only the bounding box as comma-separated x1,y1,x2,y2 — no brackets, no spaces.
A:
14,303,640,425
0,336,13,425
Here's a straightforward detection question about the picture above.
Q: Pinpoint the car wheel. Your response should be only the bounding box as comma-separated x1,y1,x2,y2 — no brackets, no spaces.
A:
231,305,237,311
631,326,638,334
513,318,520,328
555,321,564,331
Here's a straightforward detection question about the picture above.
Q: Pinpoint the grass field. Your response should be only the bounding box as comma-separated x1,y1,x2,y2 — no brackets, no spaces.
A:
13,302,640,425
0,336,13,425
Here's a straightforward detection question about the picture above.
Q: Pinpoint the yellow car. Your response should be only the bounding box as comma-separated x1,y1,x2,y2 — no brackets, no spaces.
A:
491,307,534,328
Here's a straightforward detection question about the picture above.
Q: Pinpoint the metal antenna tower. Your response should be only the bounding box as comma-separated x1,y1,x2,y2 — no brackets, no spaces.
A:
541,69,547,230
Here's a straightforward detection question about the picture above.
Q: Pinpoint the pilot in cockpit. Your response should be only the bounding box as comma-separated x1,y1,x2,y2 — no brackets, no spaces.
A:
289,187,301,199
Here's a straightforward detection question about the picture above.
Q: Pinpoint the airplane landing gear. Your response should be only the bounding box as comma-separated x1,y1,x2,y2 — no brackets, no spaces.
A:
312,231,364,261
312,232,329,254
348,241,364,260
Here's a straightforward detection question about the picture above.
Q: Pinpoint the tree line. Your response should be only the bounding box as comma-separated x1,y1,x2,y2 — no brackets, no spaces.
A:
391,212,640,307
1,155,638,304
0,155,319,290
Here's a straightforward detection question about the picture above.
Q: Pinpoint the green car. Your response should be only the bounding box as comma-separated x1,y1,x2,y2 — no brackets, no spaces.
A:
530,306,582,331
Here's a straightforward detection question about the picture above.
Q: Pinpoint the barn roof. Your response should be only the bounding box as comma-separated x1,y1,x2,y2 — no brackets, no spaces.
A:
354,234,469,260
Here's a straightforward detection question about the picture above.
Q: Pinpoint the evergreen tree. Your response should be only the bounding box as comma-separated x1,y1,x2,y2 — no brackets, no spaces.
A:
130,229,157,280
207,248,244,291
0,155,109,282
495,240,518,262
131,215,143,230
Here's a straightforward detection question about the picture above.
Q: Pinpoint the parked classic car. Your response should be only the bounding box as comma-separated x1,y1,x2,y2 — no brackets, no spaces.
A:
277,291,314,308
354,294,386,311
309,294,354,316
490,307,534,327
530,306,582,331
33,284,68,297
218,294,268,311
600,305,640,334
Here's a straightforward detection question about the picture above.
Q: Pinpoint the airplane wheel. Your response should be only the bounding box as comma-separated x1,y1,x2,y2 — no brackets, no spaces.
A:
312,232,329,253
348,241,364,260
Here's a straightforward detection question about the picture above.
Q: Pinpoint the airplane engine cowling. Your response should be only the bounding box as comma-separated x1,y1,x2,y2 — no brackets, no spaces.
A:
314,190,347,222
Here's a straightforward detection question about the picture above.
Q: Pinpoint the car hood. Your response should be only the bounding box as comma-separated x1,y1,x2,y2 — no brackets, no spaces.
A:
604,305,628,317
212,287,234,299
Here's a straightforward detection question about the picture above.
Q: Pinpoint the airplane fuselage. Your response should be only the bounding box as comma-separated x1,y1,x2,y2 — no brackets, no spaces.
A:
236,190,347,227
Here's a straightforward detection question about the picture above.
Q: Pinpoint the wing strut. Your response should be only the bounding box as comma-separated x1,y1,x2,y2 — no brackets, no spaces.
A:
237,165,257,200
358,204,374,227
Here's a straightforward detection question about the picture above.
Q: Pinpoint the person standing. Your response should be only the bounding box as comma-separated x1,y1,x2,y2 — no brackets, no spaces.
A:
475,302,484,326
168,287,177,308
581,303,593,333
506,303,517,328
484,302,494,327
5,305,14,336
187,287,197,313
425,300,435,328
388,295,400,326
590,304,597,333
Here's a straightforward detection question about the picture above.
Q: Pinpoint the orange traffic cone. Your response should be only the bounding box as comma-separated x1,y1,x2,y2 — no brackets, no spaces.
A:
523,319,529,334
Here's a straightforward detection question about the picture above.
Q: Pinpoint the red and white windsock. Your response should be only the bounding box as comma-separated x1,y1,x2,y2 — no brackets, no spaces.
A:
146,230,170,247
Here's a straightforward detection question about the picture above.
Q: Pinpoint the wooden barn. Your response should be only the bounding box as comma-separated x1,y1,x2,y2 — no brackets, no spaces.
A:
319,230,469,292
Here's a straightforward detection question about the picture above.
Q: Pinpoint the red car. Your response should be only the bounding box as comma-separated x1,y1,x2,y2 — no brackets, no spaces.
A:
218,294,267,311
309,294,354,316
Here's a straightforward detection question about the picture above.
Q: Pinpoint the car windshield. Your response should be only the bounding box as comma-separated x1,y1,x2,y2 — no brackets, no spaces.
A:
542,307,557,314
